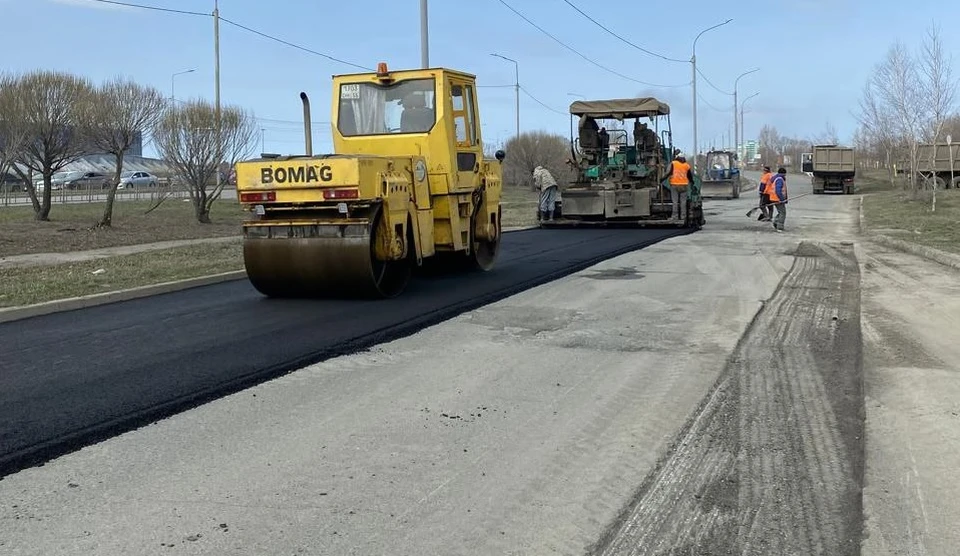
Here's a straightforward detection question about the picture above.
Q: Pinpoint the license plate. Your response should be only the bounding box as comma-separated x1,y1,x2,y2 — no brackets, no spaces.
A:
337,202,348,214
254,204,265,216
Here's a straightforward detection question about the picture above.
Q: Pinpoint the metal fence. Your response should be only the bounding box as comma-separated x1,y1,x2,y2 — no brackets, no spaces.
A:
0,178,236,208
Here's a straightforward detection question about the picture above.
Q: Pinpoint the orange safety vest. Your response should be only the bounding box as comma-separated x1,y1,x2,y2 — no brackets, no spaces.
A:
765,174,783,203
760,171,772,192
669,160,691,186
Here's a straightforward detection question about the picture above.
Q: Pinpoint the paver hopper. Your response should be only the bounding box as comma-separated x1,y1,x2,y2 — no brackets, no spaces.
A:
539,97,704,229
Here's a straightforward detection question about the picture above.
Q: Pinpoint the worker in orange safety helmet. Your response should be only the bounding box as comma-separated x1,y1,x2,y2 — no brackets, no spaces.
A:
663,152,694,221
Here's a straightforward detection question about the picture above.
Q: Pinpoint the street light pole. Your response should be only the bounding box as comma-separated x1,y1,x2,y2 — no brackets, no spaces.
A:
733,68,759,162
420,0,429,68
491,53,520,138
213,0,222,189
741,92,759,162
691,19,732,171
171,68,196,104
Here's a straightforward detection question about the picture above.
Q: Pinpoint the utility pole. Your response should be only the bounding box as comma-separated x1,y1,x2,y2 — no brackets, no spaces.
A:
491,53,520,138
691,19,732,172
213,0,222,189
420,0,429,68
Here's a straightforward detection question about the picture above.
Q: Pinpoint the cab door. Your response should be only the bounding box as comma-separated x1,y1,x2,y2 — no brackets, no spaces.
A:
448,79,482,190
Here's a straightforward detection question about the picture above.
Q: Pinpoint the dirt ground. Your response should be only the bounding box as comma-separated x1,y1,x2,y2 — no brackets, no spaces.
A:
858,241,960,555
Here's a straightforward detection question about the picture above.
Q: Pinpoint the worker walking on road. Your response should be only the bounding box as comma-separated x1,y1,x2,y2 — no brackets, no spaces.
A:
533,165,559,222
765,167,788,232
758,166,774,221
664,153,694,221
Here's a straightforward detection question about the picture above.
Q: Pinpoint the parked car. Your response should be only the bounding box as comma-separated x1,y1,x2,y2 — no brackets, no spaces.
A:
60,171,111,190
34,171,70,192
118,171,159,189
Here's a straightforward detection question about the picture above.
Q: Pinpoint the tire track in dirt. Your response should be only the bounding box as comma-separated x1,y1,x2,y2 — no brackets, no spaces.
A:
591,241,864,556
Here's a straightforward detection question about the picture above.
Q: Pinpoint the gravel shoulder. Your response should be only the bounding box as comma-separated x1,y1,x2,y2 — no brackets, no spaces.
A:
858,240,960,556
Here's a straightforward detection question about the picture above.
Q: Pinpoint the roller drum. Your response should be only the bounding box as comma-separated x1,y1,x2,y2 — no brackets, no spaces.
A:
242,219,411,299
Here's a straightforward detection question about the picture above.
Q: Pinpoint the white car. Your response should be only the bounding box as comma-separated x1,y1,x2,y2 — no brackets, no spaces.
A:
118,171,158,189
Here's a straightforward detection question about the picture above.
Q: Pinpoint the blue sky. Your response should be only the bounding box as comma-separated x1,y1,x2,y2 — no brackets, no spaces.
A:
4,0,958,158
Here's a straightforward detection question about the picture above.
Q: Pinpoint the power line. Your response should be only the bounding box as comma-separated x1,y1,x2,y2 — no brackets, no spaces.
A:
559,0,687,63
86,0,206,15
494,0,689,89
519,85,566,116
697,93,729,113
218,17,371,71
696,68,732,96
86,0,370,71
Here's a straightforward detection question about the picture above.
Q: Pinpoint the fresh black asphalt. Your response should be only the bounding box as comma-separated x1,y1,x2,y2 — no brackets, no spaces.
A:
0,227,691,478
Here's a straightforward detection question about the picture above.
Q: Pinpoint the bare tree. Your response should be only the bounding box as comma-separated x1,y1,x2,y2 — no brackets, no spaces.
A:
154,99,257,223
869,43,925,191
855,80,900,184
79,76,167,227
12,70,95,220
812,121,839,145
502,130,571,189
757,125,782,166
917,23,957,209
919,24,956,143
0,73,31,197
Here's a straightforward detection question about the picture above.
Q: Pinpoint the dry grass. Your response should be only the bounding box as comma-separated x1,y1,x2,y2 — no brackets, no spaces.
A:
0,188,540,308
500,185,539,228
0,199,246,257
0,240,244,308
862,184,960,255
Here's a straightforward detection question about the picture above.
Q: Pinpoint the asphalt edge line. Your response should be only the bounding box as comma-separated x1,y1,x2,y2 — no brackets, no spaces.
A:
858,194,960,270
0,227,689,479
0,226,540,324
0,271,248,324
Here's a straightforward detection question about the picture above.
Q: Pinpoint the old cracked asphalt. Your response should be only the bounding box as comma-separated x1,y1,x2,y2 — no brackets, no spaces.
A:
1,174,954,555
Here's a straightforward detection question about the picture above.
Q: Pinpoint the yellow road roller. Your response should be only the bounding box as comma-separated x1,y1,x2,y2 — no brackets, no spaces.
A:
234,63,505,298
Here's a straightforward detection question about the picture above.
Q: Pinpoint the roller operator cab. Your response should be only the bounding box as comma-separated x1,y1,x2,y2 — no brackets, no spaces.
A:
540,97,704,229
234,63,505,299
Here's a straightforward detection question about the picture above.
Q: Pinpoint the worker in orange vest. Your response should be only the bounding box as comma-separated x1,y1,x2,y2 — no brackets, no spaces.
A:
764,167,788,232
664,153,694,221
758,166,774,221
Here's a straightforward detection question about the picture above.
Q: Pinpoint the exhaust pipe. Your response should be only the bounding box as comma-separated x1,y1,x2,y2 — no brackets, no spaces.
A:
300,92,312,156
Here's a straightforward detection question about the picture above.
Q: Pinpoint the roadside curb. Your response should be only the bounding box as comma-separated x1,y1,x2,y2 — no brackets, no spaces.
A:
868,234,960,270
0,270,246,324
859,194,960,270
0,227,541,324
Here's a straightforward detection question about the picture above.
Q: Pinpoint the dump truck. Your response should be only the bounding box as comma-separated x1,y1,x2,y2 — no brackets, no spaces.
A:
914,142,960,189
234,63,504,299
700,149,743,199
803,144,856,194
539,97,704,229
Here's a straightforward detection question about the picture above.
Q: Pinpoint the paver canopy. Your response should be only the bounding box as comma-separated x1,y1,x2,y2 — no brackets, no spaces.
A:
569,98,671,119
